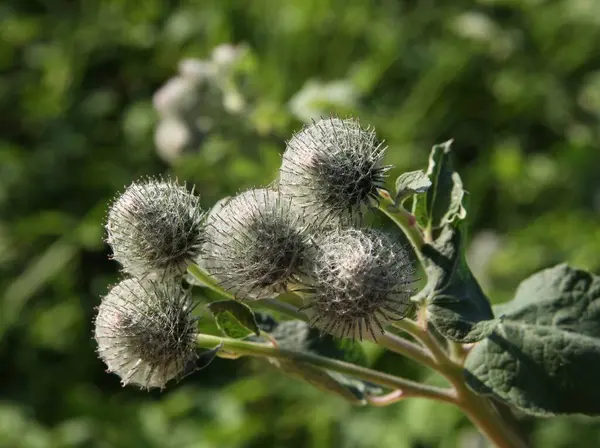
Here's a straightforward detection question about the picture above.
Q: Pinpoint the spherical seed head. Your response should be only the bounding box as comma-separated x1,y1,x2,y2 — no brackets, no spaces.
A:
279,117,389,222
303,228,414,340
201,188,310,300
106,178,205,278
94,277,198,390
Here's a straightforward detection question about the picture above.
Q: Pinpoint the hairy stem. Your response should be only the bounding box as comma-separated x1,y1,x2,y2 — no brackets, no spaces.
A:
196,333,456,404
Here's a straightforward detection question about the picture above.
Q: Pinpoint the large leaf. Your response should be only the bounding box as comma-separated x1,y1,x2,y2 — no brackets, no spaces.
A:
419,224,496,343
465,264,600,416
255,317,378,404
208,300,260,339
412,140,466,230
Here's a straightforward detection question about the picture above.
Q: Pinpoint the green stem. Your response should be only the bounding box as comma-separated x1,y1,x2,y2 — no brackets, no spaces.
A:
392,320,448,365
189,265,526,446
377,199,426,263
290,290,436,369
376,332,437,370
196,333,456,404
456,387,529,448
187,263,305,319
392,324,527,448
187,263,235,299
366,390,405,406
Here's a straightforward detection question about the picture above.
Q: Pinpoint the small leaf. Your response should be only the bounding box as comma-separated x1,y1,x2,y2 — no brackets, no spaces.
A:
419,224,495,343
257,319,374,403
208,300,260,338
412,140,467,230
465,264,600,416
395,170,432,202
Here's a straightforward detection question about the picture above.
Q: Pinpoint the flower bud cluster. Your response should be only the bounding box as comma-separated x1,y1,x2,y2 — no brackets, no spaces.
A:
99,177,205,388
98,114,415,389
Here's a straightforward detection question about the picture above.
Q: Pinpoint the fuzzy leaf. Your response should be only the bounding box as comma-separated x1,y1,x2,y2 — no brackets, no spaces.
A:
208,300,260,339
419,224,495,343
412,140,467,230
465,264,600,416
395,170,431,202
256,319,377,404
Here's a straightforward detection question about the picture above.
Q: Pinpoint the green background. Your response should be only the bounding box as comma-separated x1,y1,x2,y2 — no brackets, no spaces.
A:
1,1,600,446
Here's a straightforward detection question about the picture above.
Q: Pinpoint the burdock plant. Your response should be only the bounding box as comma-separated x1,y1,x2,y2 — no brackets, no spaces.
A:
96,116,600,448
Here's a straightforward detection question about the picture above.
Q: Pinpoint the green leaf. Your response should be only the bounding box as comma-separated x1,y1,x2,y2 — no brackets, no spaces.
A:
208,300,260,339
412,140,466,230
257,319,377,404
465,264,600,416
395,170,431,203
419,224,495,343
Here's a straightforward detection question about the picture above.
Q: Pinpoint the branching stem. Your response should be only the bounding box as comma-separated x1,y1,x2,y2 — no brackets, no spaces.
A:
196,333,456,404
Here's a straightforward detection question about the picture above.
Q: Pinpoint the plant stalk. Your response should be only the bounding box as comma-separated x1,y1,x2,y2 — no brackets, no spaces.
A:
196,333,456,404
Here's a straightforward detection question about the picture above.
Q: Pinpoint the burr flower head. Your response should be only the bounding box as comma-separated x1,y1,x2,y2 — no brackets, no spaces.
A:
106,177,205,278
303,228,414,340
94,277,198,390
279,117,389,222
201,188,310,300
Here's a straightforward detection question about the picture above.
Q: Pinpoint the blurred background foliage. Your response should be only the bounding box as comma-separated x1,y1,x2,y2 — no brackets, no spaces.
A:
1,0,600,446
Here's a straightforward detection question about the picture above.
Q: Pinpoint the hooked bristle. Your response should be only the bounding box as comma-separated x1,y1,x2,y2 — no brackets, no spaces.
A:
200,188,311,300
279,117,390,223
301,228,415,341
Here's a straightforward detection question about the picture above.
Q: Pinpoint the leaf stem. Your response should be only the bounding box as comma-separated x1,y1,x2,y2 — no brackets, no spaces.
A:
391,319,448,365
376,331,437,370
187,263,306,319
196,333,457,404
366,390,405,407
376,193,426,263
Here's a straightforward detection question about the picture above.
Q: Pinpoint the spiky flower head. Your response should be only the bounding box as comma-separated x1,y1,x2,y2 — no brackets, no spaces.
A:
201,188,310,300
279,117,389,222
94,277,198,389
106,177,205,278
302,228,414,340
